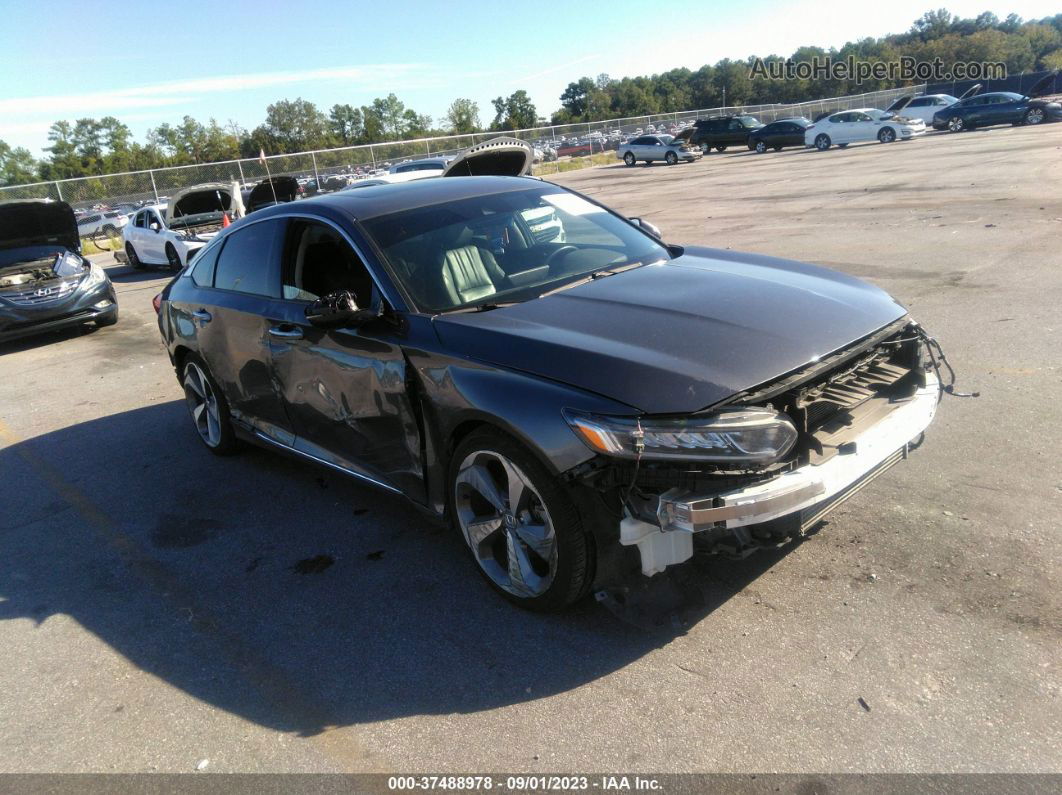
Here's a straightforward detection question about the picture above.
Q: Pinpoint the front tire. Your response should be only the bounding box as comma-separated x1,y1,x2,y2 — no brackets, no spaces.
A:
715,145,727,152
815,134,831,151
182,355,239,455
623,152,636,167
878,126,896,143
1024,107,1045,125
165,243,182,270
947,116,967,132
665,151,678,165
754,140,767,153
450,429,593,611
125,242,144,270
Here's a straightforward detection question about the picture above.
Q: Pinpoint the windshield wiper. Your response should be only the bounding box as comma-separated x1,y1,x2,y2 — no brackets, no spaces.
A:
538,260,651,298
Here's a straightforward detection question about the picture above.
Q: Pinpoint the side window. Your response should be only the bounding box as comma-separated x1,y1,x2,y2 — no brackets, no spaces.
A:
190,241,222,287
728,119,744,131
281,220,374,305
213,219,285,297
909,98,928,108
134,212,145,229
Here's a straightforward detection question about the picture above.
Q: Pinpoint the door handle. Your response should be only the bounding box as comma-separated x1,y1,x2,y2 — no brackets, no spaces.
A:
192,309,212,323
268,325,303,340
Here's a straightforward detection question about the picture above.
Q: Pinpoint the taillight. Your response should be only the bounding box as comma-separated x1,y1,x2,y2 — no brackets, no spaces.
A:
152,293,162,313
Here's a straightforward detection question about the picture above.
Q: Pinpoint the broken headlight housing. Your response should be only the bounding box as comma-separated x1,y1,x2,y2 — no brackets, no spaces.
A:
564,408,798,464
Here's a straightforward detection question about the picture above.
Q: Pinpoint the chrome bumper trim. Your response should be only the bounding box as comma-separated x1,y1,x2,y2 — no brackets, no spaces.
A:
656,374,939,533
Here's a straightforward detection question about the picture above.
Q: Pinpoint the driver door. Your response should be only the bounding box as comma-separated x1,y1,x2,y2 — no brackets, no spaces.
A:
265,218,424,498
143,208,166,261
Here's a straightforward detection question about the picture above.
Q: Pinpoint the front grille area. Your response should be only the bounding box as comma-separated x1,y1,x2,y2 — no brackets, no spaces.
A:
2,277,82,306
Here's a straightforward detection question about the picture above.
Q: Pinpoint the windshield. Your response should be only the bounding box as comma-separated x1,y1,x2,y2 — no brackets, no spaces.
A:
360,185,670,313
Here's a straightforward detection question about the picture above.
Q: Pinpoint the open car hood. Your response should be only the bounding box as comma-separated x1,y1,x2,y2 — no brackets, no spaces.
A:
169,182,245,222
1025,71,1058,99
885,95,913,113
958,83,983,101
0,200,80,253
672,128,696,143
433,246,908,414
442,137,533,177
245,176,298,213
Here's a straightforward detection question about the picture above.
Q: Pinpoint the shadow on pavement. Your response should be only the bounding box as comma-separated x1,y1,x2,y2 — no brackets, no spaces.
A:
0,401,790,736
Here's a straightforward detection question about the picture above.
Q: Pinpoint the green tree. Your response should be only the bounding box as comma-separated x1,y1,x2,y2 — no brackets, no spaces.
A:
262,98,333,153
444,98,480,134
0,140,38,186
490,90,537,131
329,104,364,145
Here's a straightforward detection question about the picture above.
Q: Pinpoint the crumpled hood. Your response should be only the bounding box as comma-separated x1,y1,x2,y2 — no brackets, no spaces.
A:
433,247,907,414
0,200,80,253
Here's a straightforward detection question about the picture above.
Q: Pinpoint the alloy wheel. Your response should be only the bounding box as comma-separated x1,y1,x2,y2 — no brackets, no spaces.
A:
948,116,964,132
755,141,767,153
1025,108,1044,125
183,362,222,448
454,450,557,599
166,245,181,269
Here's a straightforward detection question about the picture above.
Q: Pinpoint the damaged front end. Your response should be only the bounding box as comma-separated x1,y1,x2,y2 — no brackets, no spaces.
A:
568,320,940,580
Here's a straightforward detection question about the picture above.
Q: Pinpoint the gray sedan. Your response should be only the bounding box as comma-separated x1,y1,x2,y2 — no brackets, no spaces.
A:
617,134,702,166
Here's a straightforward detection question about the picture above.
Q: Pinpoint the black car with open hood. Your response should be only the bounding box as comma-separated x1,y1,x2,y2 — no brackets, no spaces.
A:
244,176,300,213
932,71,1061,130
0,200,118,344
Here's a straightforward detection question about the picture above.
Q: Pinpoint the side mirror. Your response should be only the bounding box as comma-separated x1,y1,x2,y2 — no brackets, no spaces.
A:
629,217,663,240
305,290,380,329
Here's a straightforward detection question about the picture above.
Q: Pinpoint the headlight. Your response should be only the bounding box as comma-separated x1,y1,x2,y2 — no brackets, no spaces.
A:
564,408,798,464
82,261,108,288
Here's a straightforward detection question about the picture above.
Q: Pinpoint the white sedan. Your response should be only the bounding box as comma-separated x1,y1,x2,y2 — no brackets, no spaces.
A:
123,183,243,270
805,108,926,151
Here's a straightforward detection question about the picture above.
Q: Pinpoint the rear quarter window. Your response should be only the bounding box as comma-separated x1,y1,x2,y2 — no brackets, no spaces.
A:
190,241,222,287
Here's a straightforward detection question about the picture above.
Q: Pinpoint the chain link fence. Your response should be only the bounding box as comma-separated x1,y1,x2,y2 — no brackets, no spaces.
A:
0,84,924,217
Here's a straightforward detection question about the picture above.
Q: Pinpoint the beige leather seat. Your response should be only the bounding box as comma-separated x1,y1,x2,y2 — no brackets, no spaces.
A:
432,227,508,306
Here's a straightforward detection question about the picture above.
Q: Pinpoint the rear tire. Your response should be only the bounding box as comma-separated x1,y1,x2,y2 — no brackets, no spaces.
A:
815,134,831,150
181,354,239,456
715,145,727,152
449,429,594,611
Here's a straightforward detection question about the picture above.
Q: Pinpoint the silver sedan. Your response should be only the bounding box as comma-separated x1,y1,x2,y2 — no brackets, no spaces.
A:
617,134,702,166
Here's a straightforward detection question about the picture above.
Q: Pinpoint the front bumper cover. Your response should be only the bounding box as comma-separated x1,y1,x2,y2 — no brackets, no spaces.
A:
0,280,117,342
620,373,940,576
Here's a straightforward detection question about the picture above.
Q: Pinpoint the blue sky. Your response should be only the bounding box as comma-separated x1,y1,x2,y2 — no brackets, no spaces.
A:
0,0,1057,153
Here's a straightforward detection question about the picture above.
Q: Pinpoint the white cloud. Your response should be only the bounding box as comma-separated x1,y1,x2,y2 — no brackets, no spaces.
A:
0,64,425,118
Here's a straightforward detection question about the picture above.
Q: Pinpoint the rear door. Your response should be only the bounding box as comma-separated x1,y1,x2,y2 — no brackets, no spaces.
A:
193,217,295,444
265,218,423,498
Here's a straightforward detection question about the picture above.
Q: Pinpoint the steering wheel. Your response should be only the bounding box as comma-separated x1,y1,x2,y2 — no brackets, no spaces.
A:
545,245,578,272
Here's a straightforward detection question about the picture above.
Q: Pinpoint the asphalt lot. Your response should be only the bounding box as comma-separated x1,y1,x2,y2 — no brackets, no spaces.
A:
1,124,1060,774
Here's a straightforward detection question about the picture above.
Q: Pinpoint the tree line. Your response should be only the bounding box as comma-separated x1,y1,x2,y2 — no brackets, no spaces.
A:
2,8,1060,187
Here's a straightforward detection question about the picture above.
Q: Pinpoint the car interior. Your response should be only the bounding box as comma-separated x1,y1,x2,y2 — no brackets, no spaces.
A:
282,221,375,306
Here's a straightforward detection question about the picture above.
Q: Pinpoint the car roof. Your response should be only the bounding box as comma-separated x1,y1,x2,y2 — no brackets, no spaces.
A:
255,175,547,222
